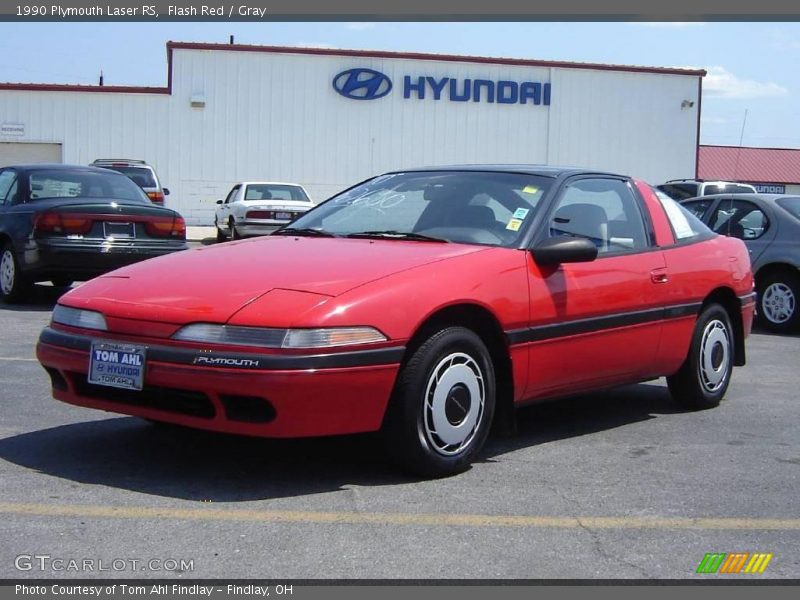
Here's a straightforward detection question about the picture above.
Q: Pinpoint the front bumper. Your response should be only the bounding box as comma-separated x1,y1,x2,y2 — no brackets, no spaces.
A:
36,327,402,438
22,238,188,280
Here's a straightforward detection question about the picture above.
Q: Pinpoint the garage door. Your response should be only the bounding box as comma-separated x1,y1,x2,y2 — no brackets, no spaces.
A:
0,142,62,166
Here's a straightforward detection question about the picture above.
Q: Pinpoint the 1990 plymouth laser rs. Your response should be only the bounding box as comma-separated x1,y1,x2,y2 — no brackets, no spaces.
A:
37,166,756,476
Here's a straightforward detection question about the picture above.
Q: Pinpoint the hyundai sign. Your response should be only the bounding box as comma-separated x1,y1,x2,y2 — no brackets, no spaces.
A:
333,68,551,106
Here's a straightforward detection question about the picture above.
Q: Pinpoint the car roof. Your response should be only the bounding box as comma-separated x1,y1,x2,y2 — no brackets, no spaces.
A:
239,181,306,187
389,164,620,178
690,193,799,204
6,163,130,174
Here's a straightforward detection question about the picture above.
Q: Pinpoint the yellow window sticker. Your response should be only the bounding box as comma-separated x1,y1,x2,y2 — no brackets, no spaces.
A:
506,218,523,232
522,185,539,194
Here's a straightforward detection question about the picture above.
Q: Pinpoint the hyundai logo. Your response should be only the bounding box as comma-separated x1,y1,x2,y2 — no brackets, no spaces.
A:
333,68,392,100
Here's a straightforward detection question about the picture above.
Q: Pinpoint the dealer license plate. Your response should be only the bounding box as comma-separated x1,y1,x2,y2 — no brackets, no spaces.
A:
103,221,135,239
275,212,292,220
88,341,146,391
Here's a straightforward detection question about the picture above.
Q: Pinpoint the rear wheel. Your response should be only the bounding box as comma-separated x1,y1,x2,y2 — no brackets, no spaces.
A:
383,326,495,477
758,270,800,334
229,217,241,240
667,303,734,410
0,242,31,303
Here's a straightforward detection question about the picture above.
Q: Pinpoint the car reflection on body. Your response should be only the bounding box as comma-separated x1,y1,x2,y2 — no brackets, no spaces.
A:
37,166,754,476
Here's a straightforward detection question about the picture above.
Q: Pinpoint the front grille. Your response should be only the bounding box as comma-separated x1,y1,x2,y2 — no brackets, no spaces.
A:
68,372,215,419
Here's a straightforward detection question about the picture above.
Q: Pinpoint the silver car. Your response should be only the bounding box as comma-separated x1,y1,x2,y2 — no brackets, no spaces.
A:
680,194,800,333
215,181,312,242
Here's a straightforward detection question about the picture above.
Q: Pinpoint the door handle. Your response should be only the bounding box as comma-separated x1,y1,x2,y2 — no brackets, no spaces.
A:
650,270,669,284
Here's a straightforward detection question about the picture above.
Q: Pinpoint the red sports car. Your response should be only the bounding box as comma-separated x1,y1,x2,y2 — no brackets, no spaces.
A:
37,166,755,476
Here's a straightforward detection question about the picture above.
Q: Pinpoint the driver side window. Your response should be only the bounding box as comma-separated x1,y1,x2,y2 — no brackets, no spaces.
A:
548,178,649,255
709,199,769,240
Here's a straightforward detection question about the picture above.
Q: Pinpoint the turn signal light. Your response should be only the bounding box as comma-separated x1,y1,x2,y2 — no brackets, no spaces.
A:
147,192,165,204
34,212,93,235
144,216,186,239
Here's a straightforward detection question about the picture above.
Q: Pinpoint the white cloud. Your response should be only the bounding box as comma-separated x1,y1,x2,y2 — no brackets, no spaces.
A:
630,22,706,28
345,22,376,31
701,66,788,99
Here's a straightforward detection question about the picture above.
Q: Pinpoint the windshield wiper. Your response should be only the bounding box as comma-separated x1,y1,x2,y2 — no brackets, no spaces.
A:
345,230,449,243
274,227,337,237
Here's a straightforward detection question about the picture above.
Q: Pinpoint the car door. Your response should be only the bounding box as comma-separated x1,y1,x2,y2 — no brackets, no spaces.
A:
217,185,239,226
0,169,20,240
524,176,667,398
707,197,775,266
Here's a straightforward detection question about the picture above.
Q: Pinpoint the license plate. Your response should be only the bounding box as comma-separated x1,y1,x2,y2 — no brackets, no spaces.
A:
103,221,135,239
275,212,291,220
88,341,146,391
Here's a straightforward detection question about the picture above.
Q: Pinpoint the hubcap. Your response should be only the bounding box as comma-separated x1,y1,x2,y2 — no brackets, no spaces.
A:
0,250,15,295
423,352,485,456
762,283,795,324
698,319,730,393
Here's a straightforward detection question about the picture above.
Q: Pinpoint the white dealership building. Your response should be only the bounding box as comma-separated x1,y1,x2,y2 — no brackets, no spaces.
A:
0,42,704,224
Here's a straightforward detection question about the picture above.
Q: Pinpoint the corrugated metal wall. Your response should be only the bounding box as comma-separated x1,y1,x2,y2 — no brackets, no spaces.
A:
0,47,700,224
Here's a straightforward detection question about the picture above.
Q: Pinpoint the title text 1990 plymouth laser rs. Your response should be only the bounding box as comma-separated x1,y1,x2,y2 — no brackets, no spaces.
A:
36,166,755,476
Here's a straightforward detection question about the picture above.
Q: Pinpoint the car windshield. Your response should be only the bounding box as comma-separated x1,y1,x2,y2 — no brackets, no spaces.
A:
27,170,151,203
245,184,310,202
282,171,552,247
99,166,158,188
776,197,800,221
703,184,755,195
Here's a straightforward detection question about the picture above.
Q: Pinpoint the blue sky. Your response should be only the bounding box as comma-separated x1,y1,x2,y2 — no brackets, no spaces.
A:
2,21,798,148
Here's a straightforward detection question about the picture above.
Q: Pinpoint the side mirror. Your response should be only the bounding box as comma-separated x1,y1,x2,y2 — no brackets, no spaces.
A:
216,199,223,205
163,188,170,196
532,237,598,266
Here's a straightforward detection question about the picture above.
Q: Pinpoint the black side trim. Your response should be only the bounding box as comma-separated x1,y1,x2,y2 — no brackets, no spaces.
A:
39,328,405,370
506,302,702,345
738,291,758,305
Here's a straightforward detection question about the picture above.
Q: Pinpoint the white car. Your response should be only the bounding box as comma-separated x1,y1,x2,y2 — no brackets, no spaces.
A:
215,181,313,241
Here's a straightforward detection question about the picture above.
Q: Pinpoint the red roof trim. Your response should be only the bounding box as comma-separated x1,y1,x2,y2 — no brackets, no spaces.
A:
0,82,169,94
698,144,800,185
167,41,707,77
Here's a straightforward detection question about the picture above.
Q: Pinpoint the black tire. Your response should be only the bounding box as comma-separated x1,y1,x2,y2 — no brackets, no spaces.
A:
757,270,800,334
382,326,496,477
215,223,226,243
0,242,31,303
229,218,241,240
51,278,74,288
667,303,734,410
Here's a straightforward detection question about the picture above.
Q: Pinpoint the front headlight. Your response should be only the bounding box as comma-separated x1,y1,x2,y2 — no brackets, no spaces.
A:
52,305,108,331
171,324,387,349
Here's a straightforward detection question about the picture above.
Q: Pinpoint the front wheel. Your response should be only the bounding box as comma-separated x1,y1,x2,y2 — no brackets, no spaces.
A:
758,270,800,334
229,218,241,240
667,303,734,410
0,243,31,303
382,326,496,477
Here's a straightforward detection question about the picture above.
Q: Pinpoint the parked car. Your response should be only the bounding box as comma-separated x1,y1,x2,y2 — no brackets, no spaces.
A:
215,181,312,242
658,179,756,201
91,159,170,206
678,193,800,333
0,164,187,303
37,166,754,476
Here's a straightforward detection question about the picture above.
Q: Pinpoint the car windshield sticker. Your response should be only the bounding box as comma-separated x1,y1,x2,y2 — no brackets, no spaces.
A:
522,185,539,194
513,207,530,220
506,218,523,231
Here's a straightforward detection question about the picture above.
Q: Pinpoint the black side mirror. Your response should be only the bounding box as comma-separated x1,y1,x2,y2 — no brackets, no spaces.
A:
163,188,170,196
216,199,223,205
532,237,598,266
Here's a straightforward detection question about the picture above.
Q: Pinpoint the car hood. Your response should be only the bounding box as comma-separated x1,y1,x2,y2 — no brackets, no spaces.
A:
61,236,487,324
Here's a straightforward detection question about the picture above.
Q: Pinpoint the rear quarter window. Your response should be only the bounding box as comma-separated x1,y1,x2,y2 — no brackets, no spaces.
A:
653,188,713,242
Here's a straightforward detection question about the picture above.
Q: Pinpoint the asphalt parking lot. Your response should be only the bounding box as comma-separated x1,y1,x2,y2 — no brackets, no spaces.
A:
0,282,798,580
